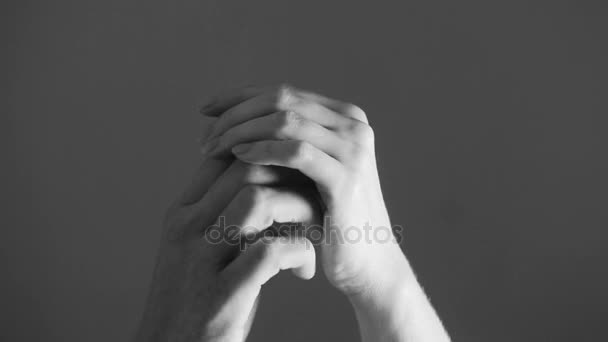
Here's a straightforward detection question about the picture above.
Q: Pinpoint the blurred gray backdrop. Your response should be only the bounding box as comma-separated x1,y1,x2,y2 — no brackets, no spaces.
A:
3,0,607,341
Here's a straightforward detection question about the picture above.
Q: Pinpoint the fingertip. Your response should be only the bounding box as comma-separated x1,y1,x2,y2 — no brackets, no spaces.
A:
292,239,316,280
291,264,316,280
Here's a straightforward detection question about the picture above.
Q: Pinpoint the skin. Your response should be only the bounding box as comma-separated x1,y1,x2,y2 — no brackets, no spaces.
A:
135,85,450,342
135,159,320,342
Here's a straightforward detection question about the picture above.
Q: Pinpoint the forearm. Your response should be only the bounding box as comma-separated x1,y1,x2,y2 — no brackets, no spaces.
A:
348,256,450,342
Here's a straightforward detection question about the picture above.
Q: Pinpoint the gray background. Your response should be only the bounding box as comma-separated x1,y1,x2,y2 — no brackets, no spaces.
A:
3,0,607,341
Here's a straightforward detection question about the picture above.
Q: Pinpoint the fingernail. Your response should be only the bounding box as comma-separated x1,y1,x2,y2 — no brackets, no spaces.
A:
200,137,220,156
232,143,253,155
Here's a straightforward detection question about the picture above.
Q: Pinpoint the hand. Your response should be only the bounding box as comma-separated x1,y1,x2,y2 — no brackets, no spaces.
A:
200,84,403,295
200,85,450,341
135,158,319,342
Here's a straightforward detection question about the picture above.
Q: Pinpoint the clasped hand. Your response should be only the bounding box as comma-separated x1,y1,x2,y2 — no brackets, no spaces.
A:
135,85,450,342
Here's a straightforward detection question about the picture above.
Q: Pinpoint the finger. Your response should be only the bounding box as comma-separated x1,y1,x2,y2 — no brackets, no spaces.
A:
198,85,267,117
223,234,316,288
178,158,232,205
213,235,315,336
203,111,350,160
204,84,353,139
231,140,345,194
296,89,369,123
242,295,260,341
208,185,320,246
185,161,309,232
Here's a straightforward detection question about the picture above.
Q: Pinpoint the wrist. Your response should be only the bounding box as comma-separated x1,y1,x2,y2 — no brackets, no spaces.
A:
347,253,417,316
347,254,450,342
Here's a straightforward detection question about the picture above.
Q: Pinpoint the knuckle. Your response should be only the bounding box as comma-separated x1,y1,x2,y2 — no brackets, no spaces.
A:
274,83,297,109
275,110,302,136
232,160,249,181
290,141,313,165
344,104,368,123
241,163,263,183
349,120,375,146
237,185,276,230
237,185,268,209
